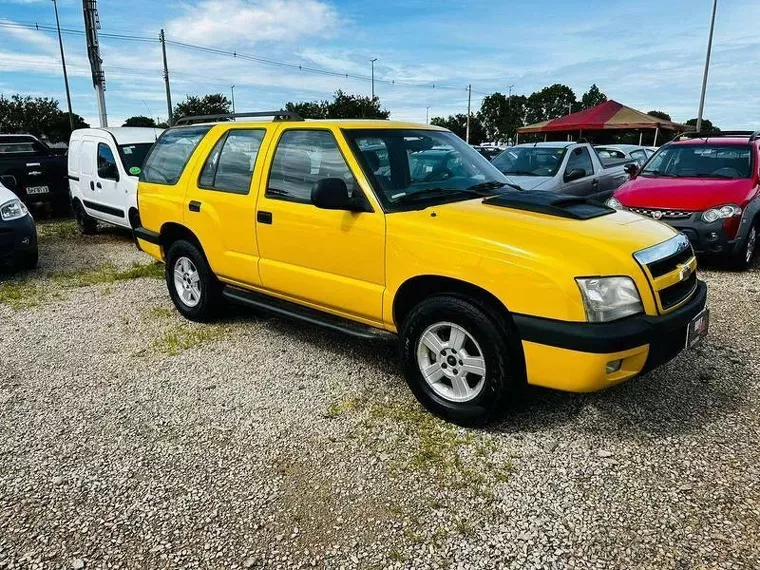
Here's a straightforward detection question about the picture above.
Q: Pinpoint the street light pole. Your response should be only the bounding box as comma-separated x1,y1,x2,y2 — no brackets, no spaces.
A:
370,58,378,99
53,0,74,130
696,0,718,132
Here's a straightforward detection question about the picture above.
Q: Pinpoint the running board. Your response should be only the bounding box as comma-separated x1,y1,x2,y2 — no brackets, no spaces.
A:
221,286,394,341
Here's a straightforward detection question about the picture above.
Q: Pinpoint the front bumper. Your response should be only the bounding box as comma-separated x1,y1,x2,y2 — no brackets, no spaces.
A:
0,214,38,263
513,280,707,392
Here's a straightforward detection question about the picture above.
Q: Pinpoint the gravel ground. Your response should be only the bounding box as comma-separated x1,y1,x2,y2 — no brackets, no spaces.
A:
0,220,759,570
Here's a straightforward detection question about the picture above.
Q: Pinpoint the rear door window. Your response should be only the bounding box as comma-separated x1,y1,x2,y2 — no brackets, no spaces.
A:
198,129,265,194
141,126,211,185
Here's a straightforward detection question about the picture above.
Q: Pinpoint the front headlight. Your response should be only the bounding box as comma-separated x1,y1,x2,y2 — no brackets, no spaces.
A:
605,197,623,210
702,204,741,223
0,199,28,221
576,276,643,323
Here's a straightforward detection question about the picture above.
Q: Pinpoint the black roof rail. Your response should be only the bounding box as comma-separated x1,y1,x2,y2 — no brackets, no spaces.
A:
672,130,760,142
173,110,303,126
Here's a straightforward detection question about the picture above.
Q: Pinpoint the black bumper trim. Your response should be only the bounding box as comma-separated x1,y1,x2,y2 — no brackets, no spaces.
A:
133,226,160,245
513,280,707,354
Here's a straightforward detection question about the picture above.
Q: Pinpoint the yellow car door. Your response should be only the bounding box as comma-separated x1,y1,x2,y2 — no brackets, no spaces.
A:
255,125,386,325
184,126,273,287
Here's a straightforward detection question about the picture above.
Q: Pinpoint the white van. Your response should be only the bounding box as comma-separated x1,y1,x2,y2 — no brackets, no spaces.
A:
68,127,162,233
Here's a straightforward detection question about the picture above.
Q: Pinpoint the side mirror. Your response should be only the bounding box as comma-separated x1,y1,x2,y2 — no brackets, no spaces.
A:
0,174,18,191
624,162,639,178
311,178,369,212
98,163,119,181
564,168,586,183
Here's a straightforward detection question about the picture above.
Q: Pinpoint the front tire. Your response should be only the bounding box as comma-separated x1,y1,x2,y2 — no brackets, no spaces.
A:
165,240,222,322
731,222,757,271
399,295,520,426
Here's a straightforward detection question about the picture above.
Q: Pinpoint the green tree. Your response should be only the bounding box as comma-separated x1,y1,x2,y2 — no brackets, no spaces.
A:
123,115,157,127
647,110,672,121
525,84,577,124
430,114,485,144
478,92,526,143
0,94,88,142
685,118,720,133
285,90,390,120
580,84,607,109
173,94,231,122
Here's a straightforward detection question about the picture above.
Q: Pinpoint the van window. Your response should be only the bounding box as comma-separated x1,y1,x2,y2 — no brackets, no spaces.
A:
198,129,265,194
141,126,211,185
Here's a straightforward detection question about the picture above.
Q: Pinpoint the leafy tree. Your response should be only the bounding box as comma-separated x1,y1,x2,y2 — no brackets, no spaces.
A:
580,84,607,109
430,114,485,145
285,90,389,120
478,92,526,143
123,115,157,127
172,94,231,122
0,94,88,142
525,84,577,124
647,110,671,121
685,118,720,133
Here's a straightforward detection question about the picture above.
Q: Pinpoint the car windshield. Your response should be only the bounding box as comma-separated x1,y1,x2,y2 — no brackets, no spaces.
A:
641,144,752,179
118,143,154,174
343,129,510,211
491,146,566,177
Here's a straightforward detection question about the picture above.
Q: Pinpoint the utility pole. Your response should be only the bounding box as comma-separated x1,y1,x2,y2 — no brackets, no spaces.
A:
696,0,717,132
230,85,236,115
159,29,173,126
53,0,74,130
465,84,472,143
426,106,430,125
370,58,378,99
83,0,107,126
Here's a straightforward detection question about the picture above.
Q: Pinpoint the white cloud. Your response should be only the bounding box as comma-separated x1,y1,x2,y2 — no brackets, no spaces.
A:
166,0,339,47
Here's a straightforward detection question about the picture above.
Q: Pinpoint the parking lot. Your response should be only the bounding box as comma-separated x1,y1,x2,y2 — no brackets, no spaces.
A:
1,221,759,569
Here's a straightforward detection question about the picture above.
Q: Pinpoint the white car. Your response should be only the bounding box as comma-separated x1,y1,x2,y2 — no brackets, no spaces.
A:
68,127,162,233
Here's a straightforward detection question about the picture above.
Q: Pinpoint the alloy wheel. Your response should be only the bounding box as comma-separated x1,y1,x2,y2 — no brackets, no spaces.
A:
416,321,487,403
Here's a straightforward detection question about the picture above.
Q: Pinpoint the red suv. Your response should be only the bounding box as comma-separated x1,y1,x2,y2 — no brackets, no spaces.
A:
608,131,760,269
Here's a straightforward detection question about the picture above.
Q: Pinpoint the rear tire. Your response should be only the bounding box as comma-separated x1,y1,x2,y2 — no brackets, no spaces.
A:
165,239,222,322
731,221,757,271
399,295,520,426
73,200,97,234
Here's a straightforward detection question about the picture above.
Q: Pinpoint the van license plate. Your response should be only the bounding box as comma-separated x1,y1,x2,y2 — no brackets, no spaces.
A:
26,186,49,195
686,309,709,349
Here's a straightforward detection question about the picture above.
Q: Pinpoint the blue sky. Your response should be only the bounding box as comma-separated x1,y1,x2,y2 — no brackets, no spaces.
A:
1,0,759,130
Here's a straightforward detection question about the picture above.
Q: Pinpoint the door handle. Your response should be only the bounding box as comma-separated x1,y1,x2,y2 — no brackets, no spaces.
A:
89,181,94,190
257,211,272,224
188,201,201,213
96,181,102,189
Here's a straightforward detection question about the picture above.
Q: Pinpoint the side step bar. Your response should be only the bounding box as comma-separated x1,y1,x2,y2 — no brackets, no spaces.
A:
222,286,394,341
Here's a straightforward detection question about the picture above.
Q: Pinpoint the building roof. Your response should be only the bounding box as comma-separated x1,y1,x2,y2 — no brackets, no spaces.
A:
518,100,688,134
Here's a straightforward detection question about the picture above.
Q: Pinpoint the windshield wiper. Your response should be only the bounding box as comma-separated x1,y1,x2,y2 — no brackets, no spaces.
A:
392,187,484,205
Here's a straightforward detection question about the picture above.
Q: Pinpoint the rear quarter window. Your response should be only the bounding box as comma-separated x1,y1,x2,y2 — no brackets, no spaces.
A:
140,126,211,185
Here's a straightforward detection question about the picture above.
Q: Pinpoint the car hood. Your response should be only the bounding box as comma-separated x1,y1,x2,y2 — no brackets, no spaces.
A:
614,175,754,210
0,182,18,204
502,175,554,191
388,196,677,276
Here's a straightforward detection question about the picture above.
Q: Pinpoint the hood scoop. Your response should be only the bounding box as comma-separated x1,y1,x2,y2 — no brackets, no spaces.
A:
483,191,614,220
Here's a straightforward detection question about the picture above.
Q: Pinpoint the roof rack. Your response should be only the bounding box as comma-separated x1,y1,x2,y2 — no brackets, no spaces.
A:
173,110,303,126
673,130,760,142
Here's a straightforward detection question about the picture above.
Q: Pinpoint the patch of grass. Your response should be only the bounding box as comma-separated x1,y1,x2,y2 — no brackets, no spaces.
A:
36,220,79,241
0,280,46,309
152,326,223,356
52,262,164,287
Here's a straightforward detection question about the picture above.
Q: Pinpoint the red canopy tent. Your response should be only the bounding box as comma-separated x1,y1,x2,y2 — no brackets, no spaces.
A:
517,100,688,145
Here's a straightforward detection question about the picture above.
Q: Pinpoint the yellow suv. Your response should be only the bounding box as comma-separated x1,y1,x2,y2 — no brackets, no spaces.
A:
134,111,708,425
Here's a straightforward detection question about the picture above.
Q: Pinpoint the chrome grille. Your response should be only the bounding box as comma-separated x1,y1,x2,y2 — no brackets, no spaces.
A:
628,207,693,220
634,234,697,312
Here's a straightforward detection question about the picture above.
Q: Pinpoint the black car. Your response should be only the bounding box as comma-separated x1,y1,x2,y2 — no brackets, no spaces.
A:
0,134,69,215
0,177,38,270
